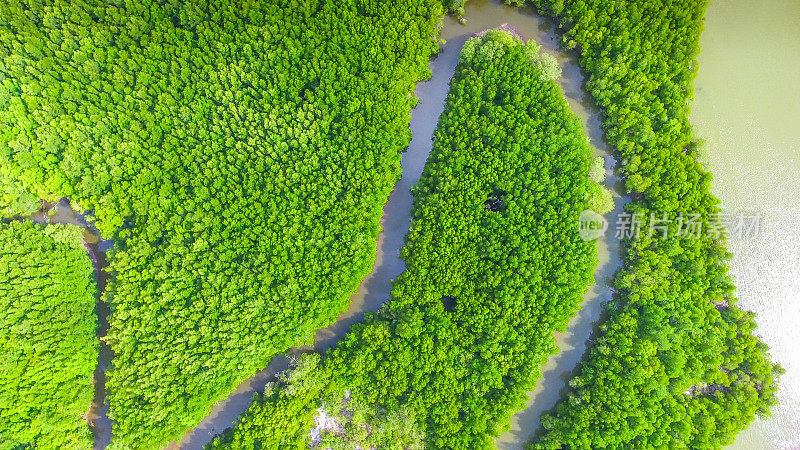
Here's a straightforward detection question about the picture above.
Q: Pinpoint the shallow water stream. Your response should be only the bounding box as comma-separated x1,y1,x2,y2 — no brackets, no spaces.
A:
16,199,115,448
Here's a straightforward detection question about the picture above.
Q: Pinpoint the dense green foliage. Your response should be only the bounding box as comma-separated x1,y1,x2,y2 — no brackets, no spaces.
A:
0,0,443,446
210,31,608,449
0,221,97,449
523,0,783,447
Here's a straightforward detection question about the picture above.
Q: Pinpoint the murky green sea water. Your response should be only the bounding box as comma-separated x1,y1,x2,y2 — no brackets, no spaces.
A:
692,0,800,448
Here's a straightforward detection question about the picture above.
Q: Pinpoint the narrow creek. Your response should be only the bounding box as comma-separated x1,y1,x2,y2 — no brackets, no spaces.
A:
17,199,115,448
178,1,626,448
175,9,462,448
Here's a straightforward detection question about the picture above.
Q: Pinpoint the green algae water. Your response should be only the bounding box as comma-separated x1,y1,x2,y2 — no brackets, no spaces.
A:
692,0,800,448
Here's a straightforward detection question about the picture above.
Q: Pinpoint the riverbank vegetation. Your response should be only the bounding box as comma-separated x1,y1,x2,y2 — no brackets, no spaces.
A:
0,0,443,446
523,0,782,447
209,31,610,449
0,221,97,449
1,0,781,447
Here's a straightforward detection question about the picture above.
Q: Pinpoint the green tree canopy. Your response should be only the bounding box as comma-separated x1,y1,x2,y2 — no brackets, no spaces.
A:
0,0,443,446
526,0,782,447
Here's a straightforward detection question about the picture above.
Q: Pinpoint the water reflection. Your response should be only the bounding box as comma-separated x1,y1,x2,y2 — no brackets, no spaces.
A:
692,1,800,448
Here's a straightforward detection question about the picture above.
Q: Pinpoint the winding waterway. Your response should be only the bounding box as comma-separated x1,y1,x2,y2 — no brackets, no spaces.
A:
175,9,462,448
178,1,623,448
16,199,115,448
